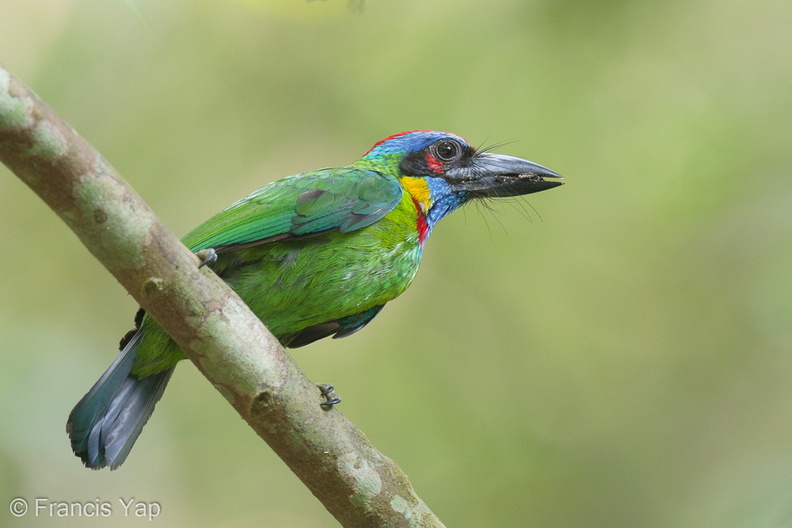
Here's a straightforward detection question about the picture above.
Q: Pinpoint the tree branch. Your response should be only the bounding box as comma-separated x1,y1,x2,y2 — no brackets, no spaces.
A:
0,63,445,528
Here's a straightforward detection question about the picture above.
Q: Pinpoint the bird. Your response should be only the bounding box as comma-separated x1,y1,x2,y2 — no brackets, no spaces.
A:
66,130,563,469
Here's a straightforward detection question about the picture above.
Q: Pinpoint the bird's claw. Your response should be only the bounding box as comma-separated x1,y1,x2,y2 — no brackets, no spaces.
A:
196,248,218,269
317,383,341,409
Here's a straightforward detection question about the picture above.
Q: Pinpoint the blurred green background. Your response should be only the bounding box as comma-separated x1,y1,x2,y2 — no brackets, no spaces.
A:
2,0,791,526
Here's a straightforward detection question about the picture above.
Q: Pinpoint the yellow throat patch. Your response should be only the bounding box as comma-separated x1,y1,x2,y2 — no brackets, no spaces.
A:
399,177,432,212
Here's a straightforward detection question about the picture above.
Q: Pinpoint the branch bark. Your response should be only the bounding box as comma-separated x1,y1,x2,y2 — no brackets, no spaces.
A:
0,63,445,528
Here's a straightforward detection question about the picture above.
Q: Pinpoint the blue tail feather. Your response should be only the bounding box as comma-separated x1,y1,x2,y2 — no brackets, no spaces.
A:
67,331,174,470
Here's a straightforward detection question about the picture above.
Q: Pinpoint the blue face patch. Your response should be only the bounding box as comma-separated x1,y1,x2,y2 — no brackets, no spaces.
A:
424,176,468,228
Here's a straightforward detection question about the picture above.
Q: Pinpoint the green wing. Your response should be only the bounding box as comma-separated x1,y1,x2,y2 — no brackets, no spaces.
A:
181,167,403,252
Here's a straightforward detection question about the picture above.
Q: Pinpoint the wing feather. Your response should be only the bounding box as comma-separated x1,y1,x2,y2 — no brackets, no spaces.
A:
181,168,403,252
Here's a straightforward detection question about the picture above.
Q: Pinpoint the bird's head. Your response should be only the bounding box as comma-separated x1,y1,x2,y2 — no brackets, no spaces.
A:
359,130,563,230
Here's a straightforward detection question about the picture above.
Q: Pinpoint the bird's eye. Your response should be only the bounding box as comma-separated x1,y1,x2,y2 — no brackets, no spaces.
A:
434,140,461,162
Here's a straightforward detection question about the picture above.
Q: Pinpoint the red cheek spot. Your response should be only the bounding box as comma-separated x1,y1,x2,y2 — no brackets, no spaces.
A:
424,153,444,175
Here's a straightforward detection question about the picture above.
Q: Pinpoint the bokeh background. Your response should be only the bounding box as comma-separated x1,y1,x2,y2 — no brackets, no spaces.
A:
2,0,791,526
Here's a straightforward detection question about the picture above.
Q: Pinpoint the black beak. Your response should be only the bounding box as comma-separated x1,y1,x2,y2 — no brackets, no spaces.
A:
446,152,563,197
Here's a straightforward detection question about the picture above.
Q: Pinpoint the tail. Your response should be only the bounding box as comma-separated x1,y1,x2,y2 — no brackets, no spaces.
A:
66,331,174,470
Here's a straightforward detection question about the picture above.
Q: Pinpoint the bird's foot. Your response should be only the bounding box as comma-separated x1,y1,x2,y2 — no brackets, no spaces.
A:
317,383,341,409
196,248,218,269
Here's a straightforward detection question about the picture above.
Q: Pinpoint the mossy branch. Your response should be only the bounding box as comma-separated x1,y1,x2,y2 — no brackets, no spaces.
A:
0,63,445,528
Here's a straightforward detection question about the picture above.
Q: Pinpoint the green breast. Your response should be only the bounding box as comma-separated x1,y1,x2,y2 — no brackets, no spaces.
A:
220,189,423,337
